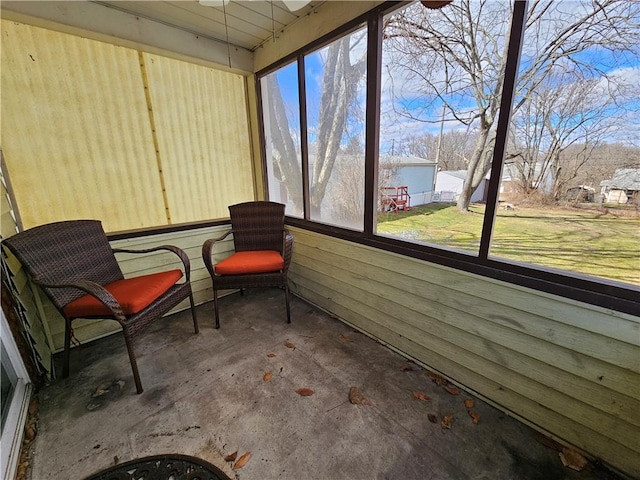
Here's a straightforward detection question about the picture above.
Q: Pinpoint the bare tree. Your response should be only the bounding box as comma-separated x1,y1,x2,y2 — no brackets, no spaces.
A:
264,34,366,216
384,0,640,211
507,69,632,201
402,130,475,170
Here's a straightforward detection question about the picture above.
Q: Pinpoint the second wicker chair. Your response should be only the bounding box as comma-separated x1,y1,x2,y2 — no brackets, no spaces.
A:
202,201,294,328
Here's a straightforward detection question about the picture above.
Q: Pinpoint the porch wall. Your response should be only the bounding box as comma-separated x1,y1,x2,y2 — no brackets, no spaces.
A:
287,227,640,477
1,174,53,375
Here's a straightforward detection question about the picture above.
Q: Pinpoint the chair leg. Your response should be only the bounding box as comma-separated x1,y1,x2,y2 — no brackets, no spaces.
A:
123,331,143,394
62,319,72,378
213,288,221,329
284,283,291,324
189,292,199,334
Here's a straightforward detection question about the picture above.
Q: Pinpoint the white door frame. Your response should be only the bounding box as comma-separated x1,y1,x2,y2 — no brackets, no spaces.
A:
1,309,32,480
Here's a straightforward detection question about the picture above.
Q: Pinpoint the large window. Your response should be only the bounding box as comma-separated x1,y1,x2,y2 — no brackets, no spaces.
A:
261,62,304,218
261,26,368,231
376,1,511,254
258,1,640,312
490,2,640,286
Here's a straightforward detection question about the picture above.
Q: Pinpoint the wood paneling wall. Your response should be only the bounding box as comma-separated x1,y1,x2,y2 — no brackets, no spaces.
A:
287,227,640,477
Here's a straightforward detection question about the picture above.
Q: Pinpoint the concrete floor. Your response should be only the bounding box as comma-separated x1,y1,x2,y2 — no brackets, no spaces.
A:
26,289,624,480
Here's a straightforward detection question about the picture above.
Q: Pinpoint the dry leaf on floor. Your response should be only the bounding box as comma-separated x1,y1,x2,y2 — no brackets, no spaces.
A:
441,414,454,429
428,414,438,424
284,342,296,350
464,399,475,409
443,385,460,395
412,391,430,401
233,452,251,470
340,334,353,342
296,388,315,396
348,386,372,406
266,353,276,358
263,371,273,382
224,451,238,462
467,409,480,424
400,365,416,372
559,448,588,471
427,371,447,386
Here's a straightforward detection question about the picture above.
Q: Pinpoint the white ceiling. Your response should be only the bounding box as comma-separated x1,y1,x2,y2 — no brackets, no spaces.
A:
94,1,325,52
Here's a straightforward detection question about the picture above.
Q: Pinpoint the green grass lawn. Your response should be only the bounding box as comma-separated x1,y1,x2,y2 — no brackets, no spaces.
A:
377,203,640,286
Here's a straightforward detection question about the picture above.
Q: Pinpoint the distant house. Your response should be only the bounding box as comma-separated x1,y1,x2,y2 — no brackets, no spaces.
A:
600,168,640,204
499,162,555,200
433,170,488,203
381,155,438,206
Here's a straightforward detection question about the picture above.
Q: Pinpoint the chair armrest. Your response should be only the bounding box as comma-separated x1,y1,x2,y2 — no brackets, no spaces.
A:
283,229,294,271
201,229,233,277
34,277,126,322
112,245,191,281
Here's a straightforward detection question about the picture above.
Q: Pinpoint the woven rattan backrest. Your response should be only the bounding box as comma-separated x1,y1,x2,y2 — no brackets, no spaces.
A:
229,201,285,253
3,220,124,309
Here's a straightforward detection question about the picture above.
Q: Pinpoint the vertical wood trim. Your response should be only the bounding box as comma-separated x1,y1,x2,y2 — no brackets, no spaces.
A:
364,10,382,236
138,51,172,224
478,1,527,259
244,75,262,200
0,151,23,233
299,55,311,220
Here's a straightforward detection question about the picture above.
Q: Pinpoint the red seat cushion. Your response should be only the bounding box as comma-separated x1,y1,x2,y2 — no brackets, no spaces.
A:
215,250,284,275
63,269,183,318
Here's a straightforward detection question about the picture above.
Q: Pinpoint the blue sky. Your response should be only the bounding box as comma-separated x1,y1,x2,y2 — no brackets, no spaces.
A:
268,1,639,153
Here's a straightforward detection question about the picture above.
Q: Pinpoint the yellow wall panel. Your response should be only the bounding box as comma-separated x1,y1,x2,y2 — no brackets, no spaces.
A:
143,53,255,222
0,20,166,232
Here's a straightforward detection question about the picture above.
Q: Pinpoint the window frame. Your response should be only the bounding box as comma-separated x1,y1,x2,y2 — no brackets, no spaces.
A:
255,1,639,316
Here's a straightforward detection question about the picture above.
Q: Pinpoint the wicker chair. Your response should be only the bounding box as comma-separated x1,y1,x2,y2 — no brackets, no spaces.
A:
2,220,199,394
202,201,293,329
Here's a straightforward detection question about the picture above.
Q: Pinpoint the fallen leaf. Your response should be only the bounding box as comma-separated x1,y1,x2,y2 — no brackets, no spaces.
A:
427,414,438,424
296,388,315,396
284,342,296,350
224,451,238,462
427,371,447,386
233,452,251,470
467,409,480,424
263,371,273,382
329,314,339,319
464,399,475,409
349,387,372,406
559,448,587,471
443,385,460,395
266,353,276,358
412,391,430,401
340,334,353,342
441,414,454,430
400,365,416,372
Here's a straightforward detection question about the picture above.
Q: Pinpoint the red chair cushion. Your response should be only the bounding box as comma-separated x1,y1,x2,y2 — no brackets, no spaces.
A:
63,269,183,317
215,250,284,275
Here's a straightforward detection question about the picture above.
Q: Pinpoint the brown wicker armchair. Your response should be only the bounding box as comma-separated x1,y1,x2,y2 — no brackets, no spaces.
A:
202,201,293,329
2,220,199,394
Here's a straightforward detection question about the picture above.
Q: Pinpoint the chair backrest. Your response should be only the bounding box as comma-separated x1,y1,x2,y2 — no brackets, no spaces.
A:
229,201,285,253
2,220,124,309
